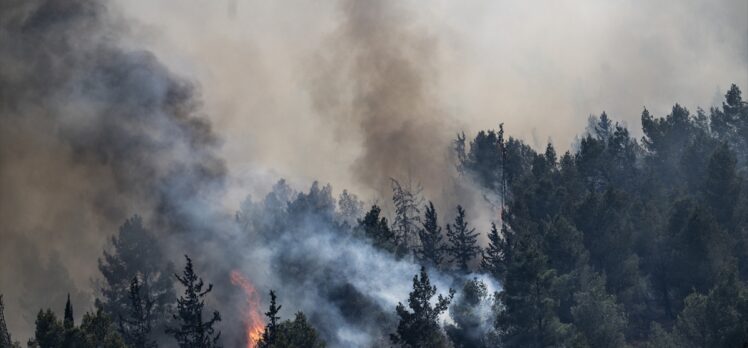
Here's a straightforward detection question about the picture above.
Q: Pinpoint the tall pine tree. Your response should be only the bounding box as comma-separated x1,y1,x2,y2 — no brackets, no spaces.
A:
446,206,480,273
119,277,157,348
166,255,221,348
96,215,175,340
390,267,454,348
417,202,445,268
258,290,281,348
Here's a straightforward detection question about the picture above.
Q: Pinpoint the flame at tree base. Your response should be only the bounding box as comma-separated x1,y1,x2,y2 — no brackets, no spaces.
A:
230,270,265,348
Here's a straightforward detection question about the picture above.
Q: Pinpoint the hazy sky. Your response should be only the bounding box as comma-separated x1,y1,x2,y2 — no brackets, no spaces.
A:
116,0,748,204
1,0,746,341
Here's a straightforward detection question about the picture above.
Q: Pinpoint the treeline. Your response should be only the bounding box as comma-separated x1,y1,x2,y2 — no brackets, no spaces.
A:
454,84,748,347
2,84,747,347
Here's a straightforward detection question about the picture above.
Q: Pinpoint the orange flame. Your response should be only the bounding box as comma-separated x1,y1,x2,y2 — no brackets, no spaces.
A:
230,270,265,348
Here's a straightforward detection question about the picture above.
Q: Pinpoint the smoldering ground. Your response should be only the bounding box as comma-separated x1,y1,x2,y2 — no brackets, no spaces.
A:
1,0,746,345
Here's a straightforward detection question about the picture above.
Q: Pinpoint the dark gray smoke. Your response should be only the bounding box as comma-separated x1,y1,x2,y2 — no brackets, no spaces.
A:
310,0,457,202
0,0,226,340
3,0,745,345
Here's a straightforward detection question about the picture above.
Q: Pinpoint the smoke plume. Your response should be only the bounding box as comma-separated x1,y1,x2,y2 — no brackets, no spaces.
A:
0,0,226,340
1,0,746,345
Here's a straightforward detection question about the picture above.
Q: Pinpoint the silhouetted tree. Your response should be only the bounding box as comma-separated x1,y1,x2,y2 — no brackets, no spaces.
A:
96,215,175,341
391,178,424,252
673,266,748,347
446,206,480,273
481,222,509,282
166,255,221,348
496,228,568,348
79,310,127,348
416,202,445,268
390,267,454,348
358,205,397,252
571,273,627,348
446,279,490,348
258,290,281,348
28,310,63,348
119,277,157,348
258,292,325,348
337,189,363,227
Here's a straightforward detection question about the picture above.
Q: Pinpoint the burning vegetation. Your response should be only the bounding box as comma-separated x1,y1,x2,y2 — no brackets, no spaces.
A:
230,271,265,348
1,0,748,348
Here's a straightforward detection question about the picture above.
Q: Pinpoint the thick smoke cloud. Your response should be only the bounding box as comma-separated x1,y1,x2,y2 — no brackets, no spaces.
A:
1,0,746,345
232,182,501,346
113,0,747,200
0,0,226,340
309,0,455,200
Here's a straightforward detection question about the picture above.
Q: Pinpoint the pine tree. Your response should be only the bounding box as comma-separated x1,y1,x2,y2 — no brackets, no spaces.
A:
0,296,12,348
96,215,175,339
337,189,363,227
272,312,325,348
673,265,748,347
391,178,424,252
29,310,63,348
258,290,281,348
703,143,741,228
390,267,454,348
61,295,82,348
481,222,508,281
446,206,480,273
446,279,490,348
358,205,397,252
166,255,221,348
570,273,627,348
63,295,73,330
257,293,325,348
119,277,157,348
79,310,127,348
416,202,445,268
496,228,568,348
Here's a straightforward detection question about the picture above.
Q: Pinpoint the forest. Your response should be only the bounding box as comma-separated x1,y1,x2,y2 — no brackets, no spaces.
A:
2,84,747,347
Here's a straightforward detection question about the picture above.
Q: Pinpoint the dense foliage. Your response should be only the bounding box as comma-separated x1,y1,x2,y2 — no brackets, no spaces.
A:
456,84,748,347
6,84,747,347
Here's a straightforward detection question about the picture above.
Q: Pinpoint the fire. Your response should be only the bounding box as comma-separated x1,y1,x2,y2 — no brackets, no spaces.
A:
230,270,266,348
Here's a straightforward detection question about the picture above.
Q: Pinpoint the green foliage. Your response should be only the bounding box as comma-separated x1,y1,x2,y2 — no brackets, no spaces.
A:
96,215,175,341
79,310,127,348
643,323,676,348
702,143,741,227
119,277,157,348
570,274,627,348
496,227,569,348
391,267,454,348
358,205,397,253
391,179,424,252
166,255,222,348
672,267,748,347
29,310,63,348
263,313,326,348
481,222,507,281
459,86,748,346
257,292,325,348
446,206,480,273
417,202,445,268
446,279,491,348
258,290,281,348
28,304,125,348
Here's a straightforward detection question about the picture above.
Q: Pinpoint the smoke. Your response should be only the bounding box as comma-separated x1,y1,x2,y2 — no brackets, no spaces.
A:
308,0,455,200
111,0,748,230
0,0,226,340
1,0,746,345
232,181,501,346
